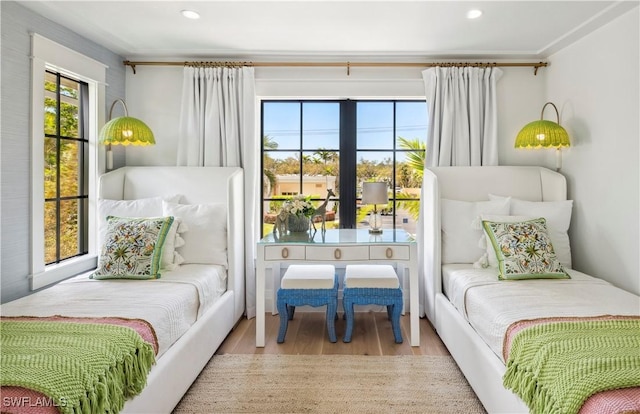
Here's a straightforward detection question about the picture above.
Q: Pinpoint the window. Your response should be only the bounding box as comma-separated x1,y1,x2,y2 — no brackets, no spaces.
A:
261,100,426,236
44,71,89,264
31,34,106,289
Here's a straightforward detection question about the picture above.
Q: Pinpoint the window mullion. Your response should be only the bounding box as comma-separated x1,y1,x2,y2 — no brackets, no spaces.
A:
339,100,357,229
298,102,304,195
55,73,62,263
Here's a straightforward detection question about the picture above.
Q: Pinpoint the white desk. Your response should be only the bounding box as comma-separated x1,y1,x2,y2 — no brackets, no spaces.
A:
256,229,419,347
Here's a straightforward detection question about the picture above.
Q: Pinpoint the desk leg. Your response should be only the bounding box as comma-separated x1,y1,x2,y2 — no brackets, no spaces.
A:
256,252,265,348
409,259,420,347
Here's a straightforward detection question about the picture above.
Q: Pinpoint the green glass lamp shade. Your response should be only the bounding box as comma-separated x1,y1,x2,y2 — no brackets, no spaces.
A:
99,116,155,146
515,119,570,149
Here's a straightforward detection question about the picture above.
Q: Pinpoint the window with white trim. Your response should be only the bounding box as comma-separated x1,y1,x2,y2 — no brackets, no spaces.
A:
31,34,105,290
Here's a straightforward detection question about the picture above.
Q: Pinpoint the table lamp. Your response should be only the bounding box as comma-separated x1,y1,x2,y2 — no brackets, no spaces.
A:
362,182,389,234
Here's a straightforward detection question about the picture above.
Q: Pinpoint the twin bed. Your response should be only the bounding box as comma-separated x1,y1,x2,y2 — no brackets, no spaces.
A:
422,166,640,413
1,167,245,413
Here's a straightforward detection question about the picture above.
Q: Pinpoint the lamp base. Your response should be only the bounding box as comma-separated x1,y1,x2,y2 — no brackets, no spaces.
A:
368,210,384,234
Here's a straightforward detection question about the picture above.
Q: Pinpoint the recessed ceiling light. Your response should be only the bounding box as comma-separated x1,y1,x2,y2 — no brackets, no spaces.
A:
181,10,200,19
466,9,483,19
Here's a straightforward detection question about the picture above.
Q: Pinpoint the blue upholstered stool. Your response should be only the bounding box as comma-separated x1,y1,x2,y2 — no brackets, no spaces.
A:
276,264,338,343
343,264,403,344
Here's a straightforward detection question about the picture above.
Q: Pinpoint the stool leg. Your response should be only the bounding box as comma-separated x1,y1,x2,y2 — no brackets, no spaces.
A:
287,304,296,320
343,297,355,343
326,298,337,343
390,301,403,344
276,293,289,343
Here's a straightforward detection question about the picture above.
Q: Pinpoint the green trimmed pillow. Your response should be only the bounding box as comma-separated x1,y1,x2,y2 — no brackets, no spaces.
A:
482,217,569,280
92,216,174,280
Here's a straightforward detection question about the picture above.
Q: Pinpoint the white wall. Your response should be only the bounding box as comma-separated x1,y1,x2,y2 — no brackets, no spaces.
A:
125,64,544,166
545,7,639,295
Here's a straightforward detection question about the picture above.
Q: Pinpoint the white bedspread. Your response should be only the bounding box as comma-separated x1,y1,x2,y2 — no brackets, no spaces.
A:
442,264,640,361
1,264,226,357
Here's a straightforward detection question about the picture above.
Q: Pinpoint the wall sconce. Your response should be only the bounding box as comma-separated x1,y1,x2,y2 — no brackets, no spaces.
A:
362,182,389,234
99,99,155,170
515,102,570,171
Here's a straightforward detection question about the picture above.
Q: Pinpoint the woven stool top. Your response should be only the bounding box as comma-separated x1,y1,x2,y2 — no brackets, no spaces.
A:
344,264,399,288
281,264,336,289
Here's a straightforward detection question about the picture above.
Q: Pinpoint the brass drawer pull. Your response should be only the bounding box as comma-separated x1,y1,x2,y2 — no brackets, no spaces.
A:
281,247,289,259
334,248,342,259
386,248,393,259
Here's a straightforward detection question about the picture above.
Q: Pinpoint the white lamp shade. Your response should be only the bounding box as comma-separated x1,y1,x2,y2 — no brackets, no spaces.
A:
362,182,389,205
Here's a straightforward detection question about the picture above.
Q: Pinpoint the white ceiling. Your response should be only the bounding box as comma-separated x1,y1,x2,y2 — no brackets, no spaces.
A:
18,1,638,61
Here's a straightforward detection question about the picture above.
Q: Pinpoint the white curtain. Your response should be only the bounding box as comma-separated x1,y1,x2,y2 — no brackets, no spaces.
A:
417,66,502,318
422,66,502,167
178,66,259,318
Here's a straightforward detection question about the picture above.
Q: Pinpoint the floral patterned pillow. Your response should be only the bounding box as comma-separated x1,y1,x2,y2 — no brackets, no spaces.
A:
92,216,174,280
482,217,569,280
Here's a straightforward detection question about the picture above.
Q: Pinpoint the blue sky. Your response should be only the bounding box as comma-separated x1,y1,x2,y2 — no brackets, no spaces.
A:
263,101,427,158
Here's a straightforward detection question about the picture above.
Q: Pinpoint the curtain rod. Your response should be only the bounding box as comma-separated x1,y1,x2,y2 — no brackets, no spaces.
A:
123,60,548,76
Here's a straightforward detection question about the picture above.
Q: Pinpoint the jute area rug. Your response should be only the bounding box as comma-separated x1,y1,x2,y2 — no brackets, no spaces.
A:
173,354,486,413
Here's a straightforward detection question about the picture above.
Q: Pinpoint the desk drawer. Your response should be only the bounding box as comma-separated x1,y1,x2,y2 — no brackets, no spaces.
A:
264,245,305,260
370,245,410,260
306,246,369,261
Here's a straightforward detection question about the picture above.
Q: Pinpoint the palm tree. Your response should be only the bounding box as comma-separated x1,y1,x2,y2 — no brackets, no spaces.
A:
313,148,338,194
397,136,425,176
396,136,426,222
263,135,278,196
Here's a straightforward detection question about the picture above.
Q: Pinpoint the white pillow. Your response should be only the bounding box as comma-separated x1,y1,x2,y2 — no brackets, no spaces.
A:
162,201,227,267
98,195,182,269
440,197,511,264
159,218,185,270
489,195,573,268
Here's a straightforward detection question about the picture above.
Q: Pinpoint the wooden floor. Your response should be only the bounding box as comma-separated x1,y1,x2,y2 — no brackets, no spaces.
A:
217,312,450,356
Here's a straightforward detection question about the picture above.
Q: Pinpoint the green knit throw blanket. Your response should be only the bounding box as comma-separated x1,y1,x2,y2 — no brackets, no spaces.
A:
1,320,155,414
503,318,640,414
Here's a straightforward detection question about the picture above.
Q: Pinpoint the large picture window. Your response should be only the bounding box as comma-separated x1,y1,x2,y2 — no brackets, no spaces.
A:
261,100,426,236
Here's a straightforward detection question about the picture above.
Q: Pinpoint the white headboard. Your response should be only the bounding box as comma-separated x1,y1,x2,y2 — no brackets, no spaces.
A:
421,166,567,325
98,166,245,321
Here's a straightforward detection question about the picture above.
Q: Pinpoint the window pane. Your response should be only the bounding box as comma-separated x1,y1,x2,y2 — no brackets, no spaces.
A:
59,199,79,260
356,151,393,184
44,137,57,199
44,201,57,264
265,151,301,196
263,102,300,149
356,151,393,230
302,150,339,197
396,101,428,144
44,72,58,136
357,102,394,149
59,77,80,138
395,151,424,191
303,102,339,150
60,139,80,197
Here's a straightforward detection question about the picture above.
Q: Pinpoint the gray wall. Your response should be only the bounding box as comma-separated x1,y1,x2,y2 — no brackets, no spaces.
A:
1,1,125,302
